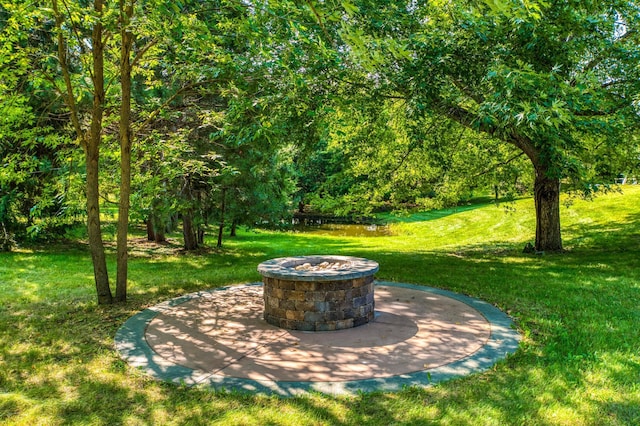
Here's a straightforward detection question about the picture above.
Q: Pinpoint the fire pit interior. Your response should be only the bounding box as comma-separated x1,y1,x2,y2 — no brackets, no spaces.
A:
258,255,379,331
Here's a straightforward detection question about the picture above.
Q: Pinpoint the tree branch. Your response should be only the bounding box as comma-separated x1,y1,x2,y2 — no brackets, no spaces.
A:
60,0,95,83
134,79,229,134
472,151,526,179
52,0,86,147
574,28,638,84
601,78,634,89
450,77,484,105
389,120,439,177
131,39,157,68
443,103,540,167
304,0,333,44
99,193,119,205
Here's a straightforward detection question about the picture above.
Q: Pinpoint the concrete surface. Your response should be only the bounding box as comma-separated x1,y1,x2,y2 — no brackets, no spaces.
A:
115,281,520,396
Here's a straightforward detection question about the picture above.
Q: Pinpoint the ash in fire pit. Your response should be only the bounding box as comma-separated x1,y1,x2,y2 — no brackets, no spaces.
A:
293,261,352,271
258,255,379,331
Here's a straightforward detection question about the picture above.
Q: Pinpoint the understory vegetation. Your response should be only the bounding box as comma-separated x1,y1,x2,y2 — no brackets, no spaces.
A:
1,186,639,425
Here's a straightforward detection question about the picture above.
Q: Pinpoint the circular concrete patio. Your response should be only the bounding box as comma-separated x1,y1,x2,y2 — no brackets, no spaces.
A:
115,281,520,396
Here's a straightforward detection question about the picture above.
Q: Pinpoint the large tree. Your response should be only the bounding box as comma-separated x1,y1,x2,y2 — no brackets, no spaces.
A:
332,0,640,251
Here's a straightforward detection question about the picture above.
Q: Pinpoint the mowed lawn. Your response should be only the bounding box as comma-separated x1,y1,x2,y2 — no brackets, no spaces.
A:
1,186,639,425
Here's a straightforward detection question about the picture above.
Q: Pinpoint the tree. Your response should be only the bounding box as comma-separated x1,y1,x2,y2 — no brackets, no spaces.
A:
115,0,135,302
208,83,299,247
3,0,248,302
49,0,154,302
0,91,80,250
124,0,299,251
331,0,640,251
50,0,114,303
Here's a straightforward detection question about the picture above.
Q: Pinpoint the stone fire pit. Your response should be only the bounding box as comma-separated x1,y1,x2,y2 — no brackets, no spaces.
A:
258,255,379,331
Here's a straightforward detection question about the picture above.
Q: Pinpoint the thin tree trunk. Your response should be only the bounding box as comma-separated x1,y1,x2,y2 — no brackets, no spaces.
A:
534,171,563,252
115,0,134,303
230,220,237,237
183,212,198,250
88,0,112,304
217,188,226,248
86,139,112,304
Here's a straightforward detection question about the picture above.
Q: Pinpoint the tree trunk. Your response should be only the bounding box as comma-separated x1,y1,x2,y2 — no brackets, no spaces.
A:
230,220,237,237
146,216,167,243
217,188,226,248
217,223,224,248
54,0,111,304
115,2,134,303
146,219,155,241
0,221,12,252
533,171,563,252
153,220,166,243
88,0,112,305
183,213,198,250
86,142,112,304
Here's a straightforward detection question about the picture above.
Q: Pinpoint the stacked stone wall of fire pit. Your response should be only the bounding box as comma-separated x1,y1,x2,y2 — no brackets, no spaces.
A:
258,256,379,331
263,275,375,331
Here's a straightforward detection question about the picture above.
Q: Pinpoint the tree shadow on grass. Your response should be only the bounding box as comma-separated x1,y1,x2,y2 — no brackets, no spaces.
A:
383,353,638,425
561,211,640,253
378,196,509,224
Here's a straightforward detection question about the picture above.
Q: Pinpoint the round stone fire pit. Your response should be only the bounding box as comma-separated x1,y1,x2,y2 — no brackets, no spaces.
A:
258,255,379,331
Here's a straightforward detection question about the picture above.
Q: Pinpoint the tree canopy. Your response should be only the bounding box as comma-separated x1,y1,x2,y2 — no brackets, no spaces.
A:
323,0,640,250
1,0,639,303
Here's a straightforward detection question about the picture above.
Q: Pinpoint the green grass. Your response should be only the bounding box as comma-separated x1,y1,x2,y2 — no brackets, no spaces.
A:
1,186,639,425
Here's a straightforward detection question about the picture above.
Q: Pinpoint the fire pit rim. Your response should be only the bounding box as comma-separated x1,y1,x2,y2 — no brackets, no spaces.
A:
257,255,379,282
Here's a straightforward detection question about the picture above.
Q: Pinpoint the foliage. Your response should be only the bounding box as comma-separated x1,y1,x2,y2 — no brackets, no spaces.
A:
308,0,640,250
3,0,640,256
300,97,534,215
120,0,305,247
0,6,84,250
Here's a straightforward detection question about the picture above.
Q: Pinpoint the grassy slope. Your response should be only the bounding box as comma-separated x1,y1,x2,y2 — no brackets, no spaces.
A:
0,187,639,425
